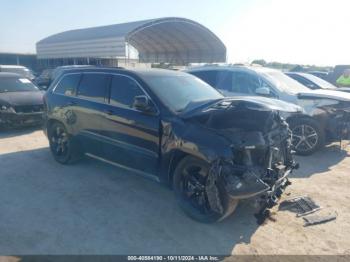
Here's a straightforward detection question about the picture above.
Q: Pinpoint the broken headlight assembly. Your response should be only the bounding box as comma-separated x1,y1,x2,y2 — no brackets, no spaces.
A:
0,105,16,113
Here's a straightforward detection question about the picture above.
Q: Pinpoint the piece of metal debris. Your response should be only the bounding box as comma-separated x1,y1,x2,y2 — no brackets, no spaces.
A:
303,213,337,227
279,196,321,217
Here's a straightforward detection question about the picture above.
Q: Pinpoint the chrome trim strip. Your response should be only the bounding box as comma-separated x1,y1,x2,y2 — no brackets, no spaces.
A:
85,153,160,182
81,130,158,158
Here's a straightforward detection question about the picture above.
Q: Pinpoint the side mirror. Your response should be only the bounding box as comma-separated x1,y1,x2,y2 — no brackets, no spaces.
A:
133,95,154,113
255,87,270,96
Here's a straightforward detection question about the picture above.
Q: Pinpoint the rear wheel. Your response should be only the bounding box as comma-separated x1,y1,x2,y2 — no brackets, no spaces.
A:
173,156,238,223
289,118,325,156
48,122,82,164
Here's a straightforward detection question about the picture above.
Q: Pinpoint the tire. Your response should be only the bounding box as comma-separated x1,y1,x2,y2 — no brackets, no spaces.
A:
173,156,238,223
288,117,325,156
48,122,82,164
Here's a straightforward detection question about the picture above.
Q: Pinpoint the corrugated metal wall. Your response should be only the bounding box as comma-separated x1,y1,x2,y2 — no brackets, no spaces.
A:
36,37,126,59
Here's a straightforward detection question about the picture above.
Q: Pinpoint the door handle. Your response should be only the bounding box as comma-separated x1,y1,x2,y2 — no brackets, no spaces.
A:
104,109,114,115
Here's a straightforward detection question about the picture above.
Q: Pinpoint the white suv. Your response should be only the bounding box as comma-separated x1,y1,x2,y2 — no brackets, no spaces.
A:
187,66,350,155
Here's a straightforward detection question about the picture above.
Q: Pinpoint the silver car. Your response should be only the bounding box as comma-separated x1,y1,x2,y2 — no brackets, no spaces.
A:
187,66,350,155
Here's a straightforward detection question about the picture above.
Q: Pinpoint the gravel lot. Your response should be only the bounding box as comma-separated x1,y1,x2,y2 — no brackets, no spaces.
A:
0,128,349,255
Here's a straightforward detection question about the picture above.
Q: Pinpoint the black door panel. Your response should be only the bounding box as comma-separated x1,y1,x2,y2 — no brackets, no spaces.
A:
99,105,160,174
100,74,160,174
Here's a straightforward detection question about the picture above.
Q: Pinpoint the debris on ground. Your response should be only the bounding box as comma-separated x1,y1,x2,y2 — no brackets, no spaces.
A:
279,196,321,216
303,213,337,227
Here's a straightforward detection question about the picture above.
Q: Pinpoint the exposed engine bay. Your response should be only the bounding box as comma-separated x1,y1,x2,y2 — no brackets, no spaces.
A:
185,99,299,222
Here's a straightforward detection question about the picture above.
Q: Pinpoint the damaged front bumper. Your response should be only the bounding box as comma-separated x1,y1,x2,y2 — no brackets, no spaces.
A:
207,138,298,223
0,111,43,127
217,160,297,201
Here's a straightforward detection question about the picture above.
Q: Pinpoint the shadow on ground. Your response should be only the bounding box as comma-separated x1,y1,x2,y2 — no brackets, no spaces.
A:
0,148,260,255
0,126,42,139
292,143,349,179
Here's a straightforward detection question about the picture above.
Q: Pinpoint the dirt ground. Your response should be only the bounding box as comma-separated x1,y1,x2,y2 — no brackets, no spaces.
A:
0,127,349,255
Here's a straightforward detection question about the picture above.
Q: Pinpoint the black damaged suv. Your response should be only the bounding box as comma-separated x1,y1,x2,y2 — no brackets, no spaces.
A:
43,67,299,223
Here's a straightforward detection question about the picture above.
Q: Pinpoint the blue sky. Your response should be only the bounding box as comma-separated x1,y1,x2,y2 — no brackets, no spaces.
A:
0,0,349,66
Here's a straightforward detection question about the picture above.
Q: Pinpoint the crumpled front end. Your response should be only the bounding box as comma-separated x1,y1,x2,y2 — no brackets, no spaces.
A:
187,103,299,218
208,116,297,215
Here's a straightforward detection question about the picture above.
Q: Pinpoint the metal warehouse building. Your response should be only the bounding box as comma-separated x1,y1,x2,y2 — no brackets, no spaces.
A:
36,17,226,67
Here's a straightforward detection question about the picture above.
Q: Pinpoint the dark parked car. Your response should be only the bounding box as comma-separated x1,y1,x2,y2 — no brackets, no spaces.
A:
286,72,350,93
34,69,53,89
0,73,44,127
43,68,299,223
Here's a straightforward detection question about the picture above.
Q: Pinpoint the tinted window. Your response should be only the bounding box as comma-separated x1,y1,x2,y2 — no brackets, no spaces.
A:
141,74,222,113
216,71,233,90
232,72,260,94
288,74,309,86
55,74,81,96
190,71,218,86
77,73,109,103
109,75,144,108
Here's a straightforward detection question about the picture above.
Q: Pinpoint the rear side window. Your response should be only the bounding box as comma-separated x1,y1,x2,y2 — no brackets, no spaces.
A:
109,75,144,108
77,73,110,103
54,74,81,96
289,74,315,88
190,71,218,87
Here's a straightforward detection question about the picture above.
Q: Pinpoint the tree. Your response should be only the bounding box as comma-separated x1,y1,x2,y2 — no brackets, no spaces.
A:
251,59,267,66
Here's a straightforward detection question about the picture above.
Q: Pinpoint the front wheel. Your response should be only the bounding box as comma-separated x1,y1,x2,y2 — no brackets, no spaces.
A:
289,118,325,156
48,122,82,164
173,156,238,223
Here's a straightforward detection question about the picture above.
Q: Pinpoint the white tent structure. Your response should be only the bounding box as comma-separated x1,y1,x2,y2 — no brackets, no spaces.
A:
36,17,226,66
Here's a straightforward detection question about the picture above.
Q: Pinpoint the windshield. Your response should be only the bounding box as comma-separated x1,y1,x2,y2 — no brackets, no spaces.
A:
0,77,39,92
262,71,310,93
303,73,337,90
1,68,34,79
141,74,223,112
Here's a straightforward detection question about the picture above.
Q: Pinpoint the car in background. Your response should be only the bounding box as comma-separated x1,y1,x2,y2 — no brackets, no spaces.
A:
35,65,94,89
187,66,350,155
0,65,35,81
43,67,299,223
286,72,350,93
0,73,44,127
328,65,350,86
308,71,329,81
34,69,54,89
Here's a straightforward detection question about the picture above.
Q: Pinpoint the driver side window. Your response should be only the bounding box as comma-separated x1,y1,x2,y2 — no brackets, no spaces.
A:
109,75,145,109
259,79,278,97
231,72,260,94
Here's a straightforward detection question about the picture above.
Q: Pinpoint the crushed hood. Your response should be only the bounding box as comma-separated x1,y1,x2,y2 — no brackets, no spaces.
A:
181,96,302,119
0,91,44,106
298,89,350,102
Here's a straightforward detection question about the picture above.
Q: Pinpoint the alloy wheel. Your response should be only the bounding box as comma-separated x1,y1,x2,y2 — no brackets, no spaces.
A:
50,126,69,157
181,163,211,215
292,124,319,153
